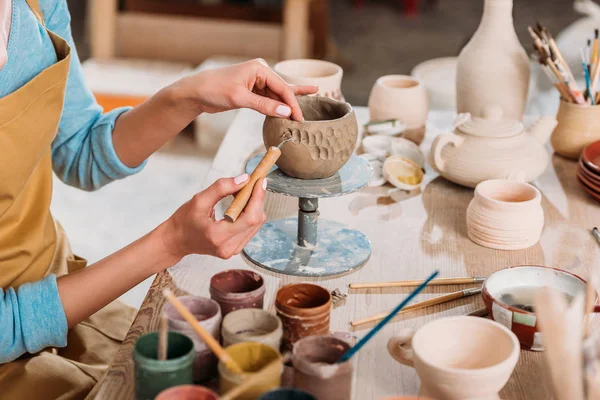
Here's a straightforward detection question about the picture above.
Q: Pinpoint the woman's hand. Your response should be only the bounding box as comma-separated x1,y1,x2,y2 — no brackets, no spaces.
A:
160,174,267,260
175,58,318,121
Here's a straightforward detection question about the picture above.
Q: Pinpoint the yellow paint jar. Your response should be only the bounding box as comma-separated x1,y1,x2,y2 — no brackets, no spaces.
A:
218,342,282,399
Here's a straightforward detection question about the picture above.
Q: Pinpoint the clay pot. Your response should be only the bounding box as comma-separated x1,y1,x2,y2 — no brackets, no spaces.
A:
275,283,331,351
155,385,219,400
218,342,283,400
221,308,283,350
273,59,344,101
551,100,600,160
387,316,519,400
466,179,544,250
134,332,195,400
163,296,222,382
209,269,265,316
292,335,353,400
411,57,458,111
456,0,530,120
368,75,428,145
263,96,358,179
258,389,317,400
482,265,589,351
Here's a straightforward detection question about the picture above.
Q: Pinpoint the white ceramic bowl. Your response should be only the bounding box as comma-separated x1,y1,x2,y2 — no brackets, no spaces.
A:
362,135,392,158
383,156,424,191
390,137,426,168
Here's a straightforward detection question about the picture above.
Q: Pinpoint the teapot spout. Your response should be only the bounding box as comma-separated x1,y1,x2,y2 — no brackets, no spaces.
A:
528,116,558,144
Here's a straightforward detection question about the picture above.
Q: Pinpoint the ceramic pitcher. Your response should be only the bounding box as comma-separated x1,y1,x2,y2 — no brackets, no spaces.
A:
456,0,530,120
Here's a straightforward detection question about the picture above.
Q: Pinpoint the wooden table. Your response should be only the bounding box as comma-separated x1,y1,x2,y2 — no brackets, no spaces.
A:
96,108,600,399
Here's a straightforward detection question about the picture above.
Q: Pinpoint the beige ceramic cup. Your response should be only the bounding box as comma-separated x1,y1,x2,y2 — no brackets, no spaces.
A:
368,75,429,145
387,316,519,400
551,100,600,160
273,59,344,101
221,308,283,350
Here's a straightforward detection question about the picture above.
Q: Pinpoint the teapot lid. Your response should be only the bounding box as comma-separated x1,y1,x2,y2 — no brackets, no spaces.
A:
456,105,523,138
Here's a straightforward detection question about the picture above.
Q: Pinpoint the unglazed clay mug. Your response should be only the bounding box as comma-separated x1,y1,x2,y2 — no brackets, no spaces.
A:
292,335,353,400
221,308,283,350
466,178,544,250
387,316,519,400
209,269,265,316
273,59,344,101
368,75,429,145
275,283,332,351
551,99,600,160
163,296,222,382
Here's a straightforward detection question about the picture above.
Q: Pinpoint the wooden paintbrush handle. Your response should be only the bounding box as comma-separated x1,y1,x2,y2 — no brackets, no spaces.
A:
349,277,485,289
350,288,481,327
157,316,168,361
224,146,281,223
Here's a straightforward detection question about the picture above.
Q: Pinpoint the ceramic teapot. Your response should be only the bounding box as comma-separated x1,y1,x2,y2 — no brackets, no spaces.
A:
429,105,558,188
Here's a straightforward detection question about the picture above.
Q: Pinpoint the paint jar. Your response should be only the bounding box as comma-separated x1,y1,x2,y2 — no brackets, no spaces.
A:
218,342,283,400
163,296,222,382
221,308,283,350
209,269,265,316
292,335,353,400
134,331,195,400
258,388,318,400
275,283,331,351
155,385,219,400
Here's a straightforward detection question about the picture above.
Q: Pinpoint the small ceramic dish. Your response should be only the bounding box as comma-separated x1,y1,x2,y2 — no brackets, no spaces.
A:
482,265,590,351
359,153,386,187
383,156,424,191
362,135,392,158
579,160,600,184
390,137,426,168
364,119,407,136
577,175,600,202
578,170,600,193
582,140,600,174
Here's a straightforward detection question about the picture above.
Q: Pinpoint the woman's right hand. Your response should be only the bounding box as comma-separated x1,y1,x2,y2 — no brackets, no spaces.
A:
160,174,267,260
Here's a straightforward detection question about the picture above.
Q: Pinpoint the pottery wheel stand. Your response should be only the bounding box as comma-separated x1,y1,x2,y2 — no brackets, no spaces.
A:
242,154,373,277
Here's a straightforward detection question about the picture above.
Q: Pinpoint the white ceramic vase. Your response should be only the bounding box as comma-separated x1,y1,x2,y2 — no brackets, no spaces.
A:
456,0,530,120
368,75,429,145
466,179,544,250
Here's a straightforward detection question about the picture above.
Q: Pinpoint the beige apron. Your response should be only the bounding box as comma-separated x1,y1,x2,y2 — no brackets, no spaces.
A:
0,1,136,398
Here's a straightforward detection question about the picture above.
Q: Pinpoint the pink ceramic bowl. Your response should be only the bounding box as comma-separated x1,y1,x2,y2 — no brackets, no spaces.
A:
582,140,600,174
482,265,589,351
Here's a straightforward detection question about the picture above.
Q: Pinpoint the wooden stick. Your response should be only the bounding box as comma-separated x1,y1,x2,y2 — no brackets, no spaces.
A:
157,316,168,361
350,288,481,327
224,146,281,222
584,275,597,337
349,277,485,289
163,289,244,374
220,353,291,400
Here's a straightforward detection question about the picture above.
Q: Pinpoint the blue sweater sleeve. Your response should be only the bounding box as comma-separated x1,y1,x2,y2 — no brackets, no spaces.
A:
0,275,68,363
43,0,146,191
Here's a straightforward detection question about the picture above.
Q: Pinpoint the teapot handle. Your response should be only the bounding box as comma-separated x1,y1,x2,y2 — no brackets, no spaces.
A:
387,328,416,368
431,132,464,173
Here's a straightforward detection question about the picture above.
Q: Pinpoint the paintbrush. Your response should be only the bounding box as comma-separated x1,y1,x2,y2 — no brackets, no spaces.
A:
582,49,595,104
157,315,168,361
163,289,244,374
351,288,481,327
584,275,597,338
349,276,485,289
337,270,439,363
593,227,600,246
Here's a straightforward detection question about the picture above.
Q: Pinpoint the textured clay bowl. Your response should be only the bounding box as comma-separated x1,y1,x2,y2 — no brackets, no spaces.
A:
582,140,600,174
482,265,588,351
263,96,358,179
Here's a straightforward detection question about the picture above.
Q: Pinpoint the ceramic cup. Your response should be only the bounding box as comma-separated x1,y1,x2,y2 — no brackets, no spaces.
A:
292,335,353,400
466,179,544,250
163,296,222,382
387,316,520,400
221,308,283,350
275,283,332,351
368,75,429,145
218,342,283,400
273,59,344,101
155,385,219,400
551,100,600,160
134,331,195,400
258,388,318,400
209,269,265,316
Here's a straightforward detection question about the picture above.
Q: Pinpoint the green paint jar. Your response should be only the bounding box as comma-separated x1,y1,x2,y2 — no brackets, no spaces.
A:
134,331,195,400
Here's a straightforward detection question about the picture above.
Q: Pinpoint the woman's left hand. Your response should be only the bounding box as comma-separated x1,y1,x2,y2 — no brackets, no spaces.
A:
174,58,318,121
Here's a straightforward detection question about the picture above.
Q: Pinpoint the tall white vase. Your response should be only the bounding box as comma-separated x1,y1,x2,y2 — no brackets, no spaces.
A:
456,0,530,120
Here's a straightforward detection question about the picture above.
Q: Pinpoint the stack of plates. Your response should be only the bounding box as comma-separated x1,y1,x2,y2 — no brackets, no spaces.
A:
577,140,600,202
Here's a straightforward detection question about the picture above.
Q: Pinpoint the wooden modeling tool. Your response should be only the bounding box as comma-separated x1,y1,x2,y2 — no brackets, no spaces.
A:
162,289,244,374
584,275,597,338
220,353,291,400
224,135,291,222
349,276,485,289
157,315,168,361
338,271,439,362
351,288,481,327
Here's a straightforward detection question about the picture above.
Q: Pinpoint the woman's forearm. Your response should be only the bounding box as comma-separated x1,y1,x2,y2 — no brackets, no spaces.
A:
111,85,199,168
57,223,181,327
